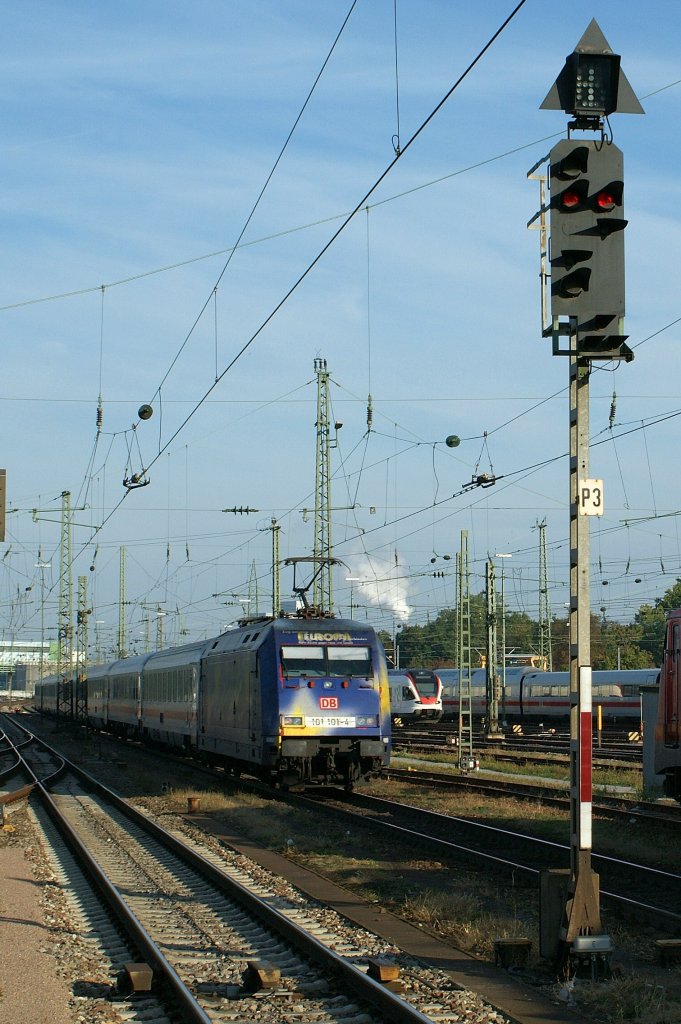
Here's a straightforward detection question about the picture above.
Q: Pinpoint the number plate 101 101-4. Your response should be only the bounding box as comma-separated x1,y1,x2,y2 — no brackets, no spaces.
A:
306,716,355,728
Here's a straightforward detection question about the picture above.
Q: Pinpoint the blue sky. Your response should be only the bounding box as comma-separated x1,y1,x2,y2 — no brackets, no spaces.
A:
2,1,681,655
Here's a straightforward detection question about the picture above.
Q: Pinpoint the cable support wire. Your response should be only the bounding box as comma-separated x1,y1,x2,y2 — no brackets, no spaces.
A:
0,128,563,316
30,386,681,620
391,0,402,156
5,71,681,318
66,0,531,570
147,0,359,405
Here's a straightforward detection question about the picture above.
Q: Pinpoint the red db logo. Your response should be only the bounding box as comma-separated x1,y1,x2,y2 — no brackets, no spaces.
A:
320,697,339,710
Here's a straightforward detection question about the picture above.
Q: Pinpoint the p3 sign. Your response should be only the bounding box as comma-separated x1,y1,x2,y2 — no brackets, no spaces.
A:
577,479,604,516
320,697,339,710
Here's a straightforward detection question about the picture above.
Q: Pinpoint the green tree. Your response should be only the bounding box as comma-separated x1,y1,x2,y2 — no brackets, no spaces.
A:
386,578,680,671
595,620,654,669
396,597,542,669
634,577,681,665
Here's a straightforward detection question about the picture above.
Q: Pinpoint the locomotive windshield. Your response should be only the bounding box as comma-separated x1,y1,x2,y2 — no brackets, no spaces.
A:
413,678,438,696
407,669,439,696
281,646,326,677
328,646,372,677
280,644,372,679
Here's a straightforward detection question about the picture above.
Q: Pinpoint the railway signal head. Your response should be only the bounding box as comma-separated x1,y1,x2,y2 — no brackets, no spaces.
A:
549,138,632,361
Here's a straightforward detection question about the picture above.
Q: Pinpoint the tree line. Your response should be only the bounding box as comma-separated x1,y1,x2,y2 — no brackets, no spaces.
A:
379,578,681,671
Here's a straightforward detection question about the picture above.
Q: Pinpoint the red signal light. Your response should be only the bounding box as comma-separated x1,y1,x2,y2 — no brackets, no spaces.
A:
596,189,616,211
561,189,581,209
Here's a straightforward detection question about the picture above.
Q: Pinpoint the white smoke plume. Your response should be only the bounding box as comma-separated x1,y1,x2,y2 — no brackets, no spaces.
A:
347,553,411,622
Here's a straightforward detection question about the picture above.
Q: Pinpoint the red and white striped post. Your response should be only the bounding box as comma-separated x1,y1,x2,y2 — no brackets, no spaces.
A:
559,344,610,968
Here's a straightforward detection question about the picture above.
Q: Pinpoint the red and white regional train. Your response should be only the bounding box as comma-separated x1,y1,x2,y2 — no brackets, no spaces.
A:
436,665,659,728
655,608,681,801
387,668,443,723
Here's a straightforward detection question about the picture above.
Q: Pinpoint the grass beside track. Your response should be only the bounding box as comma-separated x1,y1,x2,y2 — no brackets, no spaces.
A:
394,748,643,793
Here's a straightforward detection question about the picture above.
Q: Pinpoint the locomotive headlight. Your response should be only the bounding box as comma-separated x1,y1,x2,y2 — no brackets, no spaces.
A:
356,715,379,727
282,715,304,726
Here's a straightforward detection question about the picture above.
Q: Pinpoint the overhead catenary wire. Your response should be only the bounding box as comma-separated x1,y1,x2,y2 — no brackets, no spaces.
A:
13,365,680,643
391,0,402,156
1,71,679,318
64,1,531,563
8,11,681,640
149,0,361,403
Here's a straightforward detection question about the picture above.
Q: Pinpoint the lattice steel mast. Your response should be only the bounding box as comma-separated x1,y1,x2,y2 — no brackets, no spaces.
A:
456,530,474,769
75,575,89,721
485,559,503,739
313,358,333,612
118,545,127,658
271,519,281,617
247,559,259,616
537,519,553,670
57,490,73,716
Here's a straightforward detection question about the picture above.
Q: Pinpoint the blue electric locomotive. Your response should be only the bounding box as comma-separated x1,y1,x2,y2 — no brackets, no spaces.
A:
36,614,391,788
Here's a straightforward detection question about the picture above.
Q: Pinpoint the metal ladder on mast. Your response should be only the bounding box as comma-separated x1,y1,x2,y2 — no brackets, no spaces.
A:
457,530,475,770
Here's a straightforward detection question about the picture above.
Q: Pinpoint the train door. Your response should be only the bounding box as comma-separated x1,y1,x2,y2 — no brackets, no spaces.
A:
249,652,260,744
664,618,681,746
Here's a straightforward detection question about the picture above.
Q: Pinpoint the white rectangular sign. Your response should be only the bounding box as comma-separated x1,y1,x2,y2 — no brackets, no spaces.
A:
577,479,604,516
306,716,356,728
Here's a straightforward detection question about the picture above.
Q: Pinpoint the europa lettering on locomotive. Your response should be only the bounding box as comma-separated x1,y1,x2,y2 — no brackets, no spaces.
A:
296,631,353,643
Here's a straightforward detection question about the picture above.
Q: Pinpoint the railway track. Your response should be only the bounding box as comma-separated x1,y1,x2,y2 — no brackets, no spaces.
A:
397,719,642,746
294,786,681,934
2,716,545,1024
385,764,681,828
393,731,642,770
8,711,680,1023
